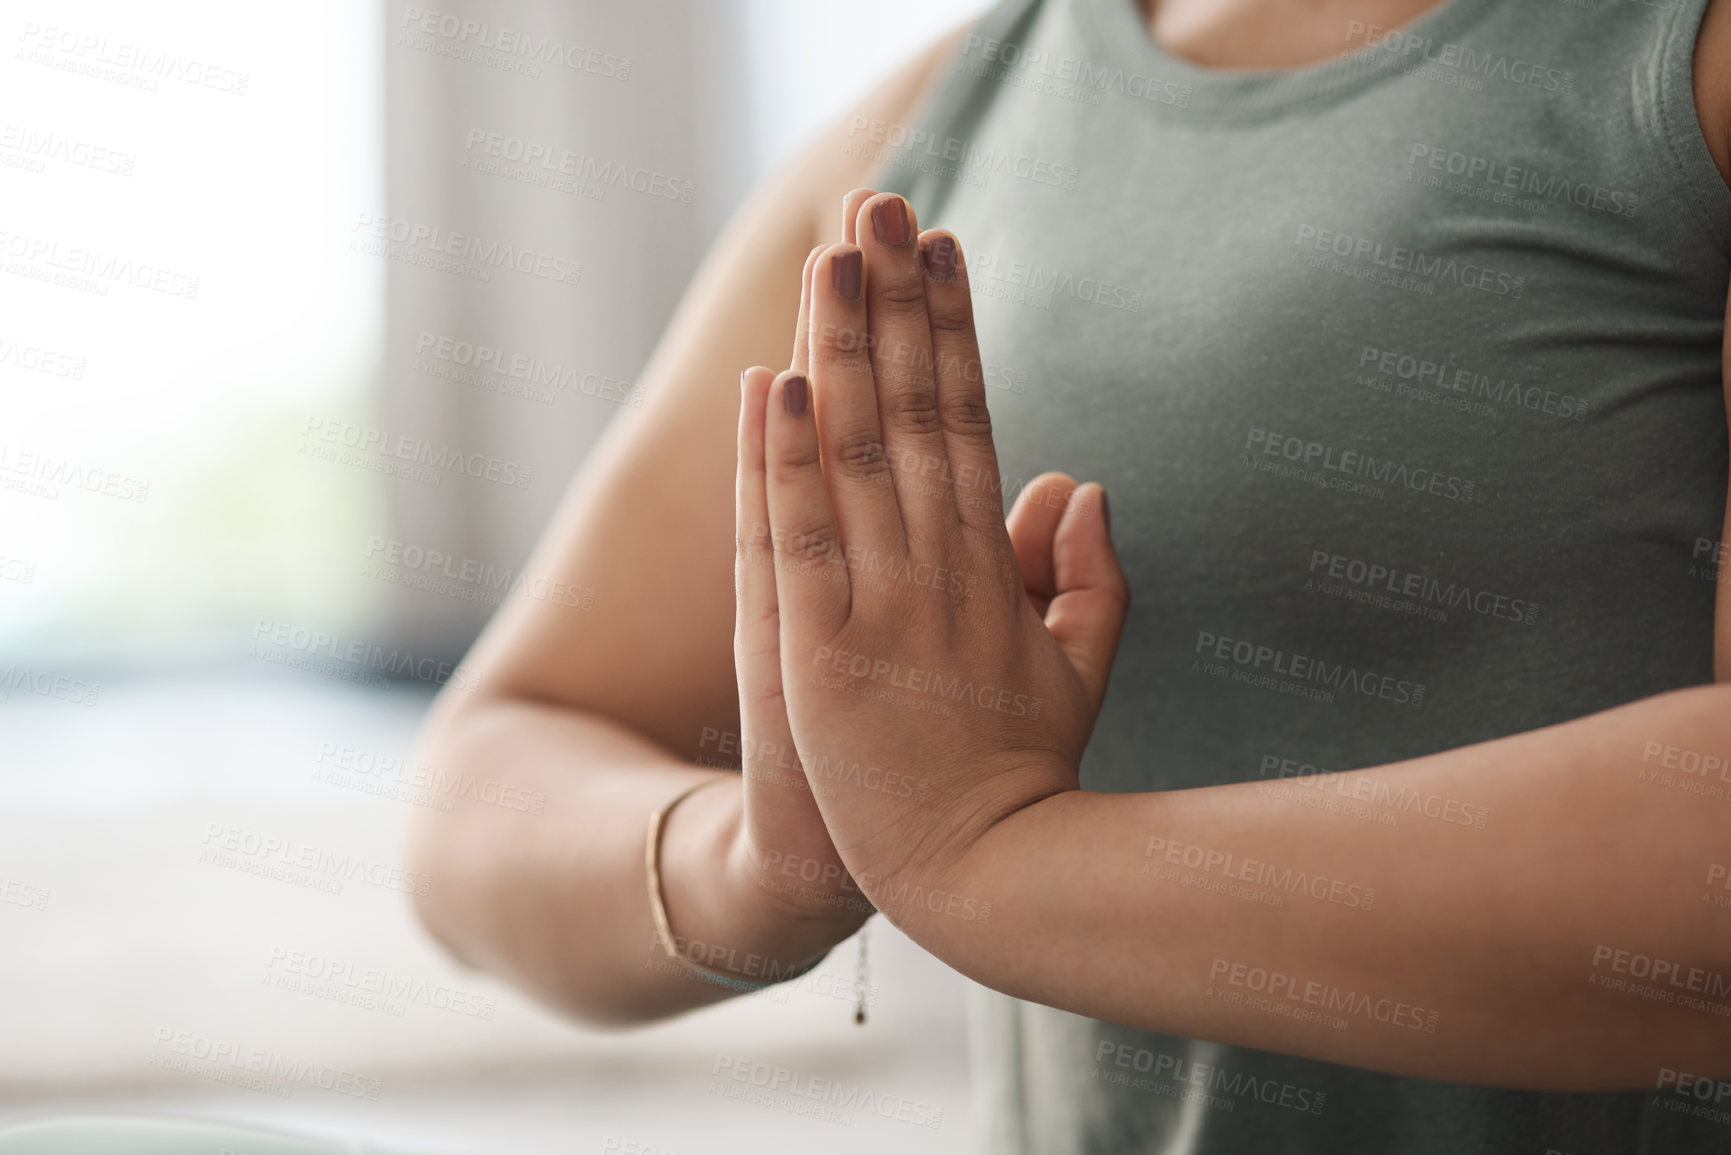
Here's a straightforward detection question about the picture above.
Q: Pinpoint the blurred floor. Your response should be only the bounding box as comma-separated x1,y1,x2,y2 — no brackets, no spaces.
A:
0,668,974,1154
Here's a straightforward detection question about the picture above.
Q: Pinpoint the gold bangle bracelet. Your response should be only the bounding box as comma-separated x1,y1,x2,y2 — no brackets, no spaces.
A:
644,775,827,993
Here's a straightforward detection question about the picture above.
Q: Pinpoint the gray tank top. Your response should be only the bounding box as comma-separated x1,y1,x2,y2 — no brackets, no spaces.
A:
868,0,1731,1151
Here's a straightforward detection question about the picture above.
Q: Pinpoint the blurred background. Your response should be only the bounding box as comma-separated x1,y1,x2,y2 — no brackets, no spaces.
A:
0,2,993,1151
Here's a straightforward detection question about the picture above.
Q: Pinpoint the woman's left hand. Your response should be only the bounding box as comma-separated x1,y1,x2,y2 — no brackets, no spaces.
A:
736,191,1130,923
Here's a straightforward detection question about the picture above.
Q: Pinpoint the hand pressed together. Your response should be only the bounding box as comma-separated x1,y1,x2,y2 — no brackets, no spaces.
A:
735,189,1130,927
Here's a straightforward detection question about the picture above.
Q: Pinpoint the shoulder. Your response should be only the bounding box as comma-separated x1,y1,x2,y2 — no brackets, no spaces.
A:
786,17,981,247
1693,0,1731,188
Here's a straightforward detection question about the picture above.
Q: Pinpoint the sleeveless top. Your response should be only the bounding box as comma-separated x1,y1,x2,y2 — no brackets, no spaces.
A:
867,0,1731,1151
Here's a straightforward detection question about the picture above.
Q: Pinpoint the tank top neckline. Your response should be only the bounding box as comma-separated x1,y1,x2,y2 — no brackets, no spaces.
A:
1076,0,1507,122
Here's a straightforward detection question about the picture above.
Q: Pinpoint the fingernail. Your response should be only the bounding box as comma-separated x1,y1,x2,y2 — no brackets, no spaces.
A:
921,235,956,279
784,375,808,417
1099,487,1112,538
832,249,861,300
871,197,910,246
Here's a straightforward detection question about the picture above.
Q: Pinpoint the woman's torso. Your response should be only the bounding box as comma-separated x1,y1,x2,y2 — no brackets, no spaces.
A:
870,0,1731,1150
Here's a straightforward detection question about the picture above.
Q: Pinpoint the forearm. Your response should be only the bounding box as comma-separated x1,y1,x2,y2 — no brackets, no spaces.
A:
406,695,844,1026
899,682,1731,1089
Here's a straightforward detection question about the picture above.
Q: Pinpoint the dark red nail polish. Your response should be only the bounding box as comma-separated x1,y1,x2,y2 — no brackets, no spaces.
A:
784,375,808,417
922,235,956,279
871,197,910,246
833,249,861,300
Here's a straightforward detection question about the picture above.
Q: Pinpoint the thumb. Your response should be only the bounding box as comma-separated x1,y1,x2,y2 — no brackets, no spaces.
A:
1046,482,1130,716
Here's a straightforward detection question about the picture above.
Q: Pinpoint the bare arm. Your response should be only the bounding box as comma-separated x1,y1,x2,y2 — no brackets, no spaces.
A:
738,169,1731,1091
404,23,972,1026
918,682,1731,1089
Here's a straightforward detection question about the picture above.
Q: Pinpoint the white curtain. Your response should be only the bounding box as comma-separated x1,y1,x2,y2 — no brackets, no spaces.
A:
381,0,749,659
379,0,989,661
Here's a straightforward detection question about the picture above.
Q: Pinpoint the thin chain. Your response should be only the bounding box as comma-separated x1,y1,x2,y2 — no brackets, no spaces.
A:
853,922,871,1025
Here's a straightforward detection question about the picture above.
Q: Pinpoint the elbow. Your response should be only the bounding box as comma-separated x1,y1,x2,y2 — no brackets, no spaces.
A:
399,693,689,1032
402,774,481,974
401,691,496,973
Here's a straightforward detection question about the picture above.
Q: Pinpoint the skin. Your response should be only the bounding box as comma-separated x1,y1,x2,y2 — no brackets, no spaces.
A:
408,0,1731,1086
747,209,1731,1089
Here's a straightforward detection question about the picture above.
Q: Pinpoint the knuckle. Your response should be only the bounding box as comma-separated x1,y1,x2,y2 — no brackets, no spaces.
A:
873,279,928,314
770,438,822,478
925,297,975,335
775,515,839,566
884,387,943,435
942,395,994,438
833,429,890,480
810,314,870,354
809,340,871,376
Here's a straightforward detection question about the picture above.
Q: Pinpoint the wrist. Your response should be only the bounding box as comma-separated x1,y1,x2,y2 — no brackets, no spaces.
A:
844,759,1073,923
657,773,862,986
848,777,1073,945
